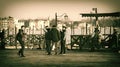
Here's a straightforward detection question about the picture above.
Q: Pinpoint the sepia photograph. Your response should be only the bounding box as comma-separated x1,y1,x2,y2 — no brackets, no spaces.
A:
0,0,120,67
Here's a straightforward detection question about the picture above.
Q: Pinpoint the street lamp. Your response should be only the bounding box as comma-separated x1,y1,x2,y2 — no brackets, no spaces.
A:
55,12,68,26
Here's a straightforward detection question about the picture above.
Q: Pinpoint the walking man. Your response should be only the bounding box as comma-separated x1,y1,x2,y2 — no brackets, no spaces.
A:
16,26,25,57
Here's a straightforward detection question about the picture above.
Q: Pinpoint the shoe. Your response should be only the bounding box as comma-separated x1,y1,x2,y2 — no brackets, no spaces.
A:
47,53,52,55
21,55,25,57
59,52,62,54
62,53,66,55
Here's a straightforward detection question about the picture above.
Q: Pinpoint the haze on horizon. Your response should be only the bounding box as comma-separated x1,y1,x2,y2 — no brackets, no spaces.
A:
0,0,120,21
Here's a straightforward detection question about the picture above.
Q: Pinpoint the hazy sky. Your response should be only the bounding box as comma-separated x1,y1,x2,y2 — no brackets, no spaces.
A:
0,0,120,21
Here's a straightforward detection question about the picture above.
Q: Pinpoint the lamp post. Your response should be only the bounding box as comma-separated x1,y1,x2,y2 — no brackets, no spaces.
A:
55,12,68,27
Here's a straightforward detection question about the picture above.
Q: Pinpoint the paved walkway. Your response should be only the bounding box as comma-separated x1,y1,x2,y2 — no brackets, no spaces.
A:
0,49,120,67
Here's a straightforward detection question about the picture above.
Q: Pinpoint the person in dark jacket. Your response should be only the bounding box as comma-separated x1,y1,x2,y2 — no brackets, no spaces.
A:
60,26,66,54
51,25,60,55
16,26,25,57
0,29,6,49
45,26,52,55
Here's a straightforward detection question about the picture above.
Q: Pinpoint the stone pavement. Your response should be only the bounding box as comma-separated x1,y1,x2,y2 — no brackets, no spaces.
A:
0,49,120,67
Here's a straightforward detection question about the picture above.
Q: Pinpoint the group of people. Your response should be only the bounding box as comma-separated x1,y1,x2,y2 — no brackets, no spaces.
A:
1,25,119,57
16,25,67,57
45,25,66,55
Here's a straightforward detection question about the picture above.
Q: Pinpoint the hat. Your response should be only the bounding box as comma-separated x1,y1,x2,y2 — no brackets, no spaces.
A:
45,26,51,29
94,28,99,32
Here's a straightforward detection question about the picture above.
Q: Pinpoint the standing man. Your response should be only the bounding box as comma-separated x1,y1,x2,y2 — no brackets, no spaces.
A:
16,26,25,57
45,26,52,55
0,29,6,49
91,28,100,51
51,25,60,55
60,26,66,54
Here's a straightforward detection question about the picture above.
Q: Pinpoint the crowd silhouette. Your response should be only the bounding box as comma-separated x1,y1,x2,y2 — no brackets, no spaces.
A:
0,25,120,57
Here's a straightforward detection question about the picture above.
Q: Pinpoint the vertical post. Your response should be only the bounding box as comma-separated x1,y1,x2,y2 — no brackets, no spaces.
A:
86,23,88,35
95,8,98,27
104,26,106,38
92,8,98,27
28,27,30,49
15,26,17,49
95,8,98,21
71,21,72,35
73,25,74,35
8,23,9,37
55,13,57,26
41,25,42,34
71,21,73,50
90,12,92,35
